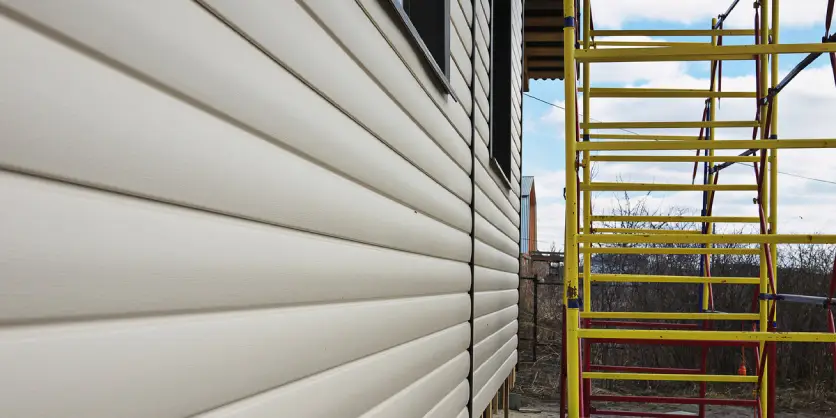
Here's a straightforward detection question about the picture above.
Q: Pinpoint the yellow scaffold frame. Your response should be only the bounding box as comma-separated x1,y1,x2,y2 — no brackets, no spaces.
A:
560,0,836,416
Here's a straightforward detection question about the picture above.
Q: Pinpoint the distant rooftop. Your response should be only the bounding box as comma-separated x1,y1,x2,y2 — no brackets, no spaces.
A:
522,176,534,197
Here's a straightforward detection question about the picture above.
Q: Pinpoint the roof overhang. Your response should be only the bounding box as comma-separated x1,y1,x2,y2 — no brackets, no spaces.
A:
523,0,565,90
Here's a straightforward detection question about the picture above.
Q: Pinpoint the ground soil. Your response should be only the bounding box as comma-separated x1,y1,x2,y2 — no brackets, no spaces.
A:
509,400,833,417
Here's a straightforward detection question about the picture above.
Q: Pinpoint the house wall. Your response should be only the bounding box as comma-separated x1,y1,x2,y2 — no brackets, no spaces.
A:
0,0,522,416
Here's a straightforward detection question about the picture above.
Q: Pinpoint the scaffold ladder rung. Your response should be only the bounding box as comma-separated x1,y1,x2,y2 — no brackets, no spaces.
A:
577,329,836,343
583,182,758,192
581,234,836,245
590,215,759,223
584,87,756,98
584,372,759,383
589,155,761,163
579,312,760,321
583,247,761,255
578,139,836,151
576,43,836,63
581,120,760,129
590,29,757,37
589,274,760,285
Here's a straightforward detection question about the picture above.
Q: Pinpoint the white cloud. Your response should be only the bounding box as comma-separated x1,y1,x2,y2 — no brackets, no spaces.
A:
590,0,829,29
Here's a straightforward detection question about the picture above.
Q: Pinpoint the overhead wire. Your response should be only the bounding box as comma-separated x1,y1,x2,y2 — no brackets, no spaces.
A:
523,92,836,186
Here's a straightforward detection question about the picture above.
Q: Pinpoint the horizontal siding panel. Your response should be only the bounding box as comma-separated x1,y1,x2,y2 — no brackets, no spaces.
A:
474,290,519,318
0,172,469,322
475,188,517,241
451,30,472,85
0,295,469,418
450,0,472,57
1,1,472,230
475,24,490,71
474,305,518,345
475,239,518,273
351,0,471,141
0,22,471,264
475,50,491,98
423,380,469,418
360,352,469,418
512,157,522,181
474,321,518,370
512,118,522,153
472,351,518,418
476,164,521,223
475,133,490,167
475,213,518,257
450,61,472,115
457,0,473,27
475,79,490,122
198,325,469,418
474,267,519,292
475,105,490,146
480,162,522,215
474,3,490,49
473,336,517,395
512,140,522,168
475,135,517,202
202,0,472,192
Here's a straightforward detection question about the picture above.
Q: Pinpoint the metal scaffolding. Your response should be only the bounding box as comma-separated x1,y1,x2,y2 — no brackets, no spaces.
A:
559,0,836,416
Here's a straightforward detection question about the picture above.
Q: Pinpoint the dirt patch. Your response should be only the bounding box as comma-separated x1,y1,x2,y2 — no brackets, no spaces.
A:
509,398,833,417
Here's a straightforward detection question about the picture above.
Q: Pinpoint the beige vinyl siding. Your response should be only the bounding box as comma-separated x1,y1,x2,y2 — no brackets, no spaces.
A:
452,28,473,86
296,0,470,146
470,1,522,414
0,0,523,416
424,380,470,418
458,0,473,27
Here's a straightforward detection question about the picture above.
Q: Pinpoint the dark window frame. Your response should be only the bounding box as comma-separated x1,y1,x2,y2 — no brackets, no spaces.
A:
385,0,456,98
489,0,514,189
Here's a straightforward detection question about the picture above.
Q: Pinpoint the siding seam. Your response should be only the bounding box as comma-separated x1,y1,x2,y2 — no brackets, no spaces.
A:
0,4,475,241
467,0,478,412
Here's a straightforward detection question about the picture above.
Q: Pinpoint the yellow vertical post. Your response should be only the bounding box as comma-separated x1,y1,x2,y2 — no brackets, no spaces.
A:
582,0,591,314
758,1,771,416
768,2,780,417
562,0,581,415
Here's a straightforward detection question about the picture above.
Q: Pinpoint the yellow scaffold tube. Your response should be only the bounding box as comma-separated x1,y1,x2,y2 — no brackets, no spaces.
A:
577,329,836,343
591,29,756,37
592,41,712,47
590,215,759,223
562,0,580,415
577,139,836,151
585,87,756,98
589,155,761,163
581,120,759,129
580,312,760,321
583,183,757,192
592,228,703,235
587,134,700,140
583,247,760,255
589,274,760,285
576,42,836,62
579,234,836,245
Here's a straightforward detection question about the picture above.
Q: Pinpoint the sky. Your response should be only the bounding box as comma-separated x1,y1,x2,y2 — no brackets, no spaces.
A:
522,0,836,251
